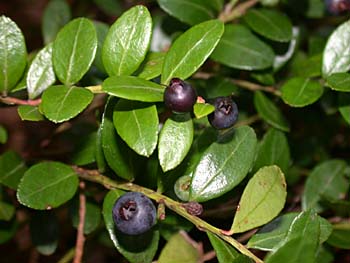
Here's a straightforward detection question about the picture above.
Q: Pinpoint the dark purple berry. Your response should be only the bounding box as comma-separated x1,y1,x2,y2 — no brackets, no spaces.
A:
208,96,238,130
164,78,197,113
112,192,156,235
325,0,350,14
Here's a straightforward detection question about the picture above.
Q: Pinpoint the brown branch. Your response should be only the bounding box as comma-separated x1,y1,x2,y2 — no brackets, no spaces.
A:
231,79,281,96
73,182,86,263
0,96,41,106
219,0,259,22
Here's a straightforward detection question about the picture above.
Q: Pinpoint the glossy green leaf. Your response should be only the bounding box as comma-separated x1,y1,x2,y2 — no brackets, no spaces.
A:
244,9,292,42
211,25,274,70
42,0,71,44
113,100,158,157
42,85,93,123
103,76,165,102
161,20,224,84
138,52,165,80
253,128,290,173
292,54,322,78
71,201,101,234
158,113,193,172
327,223,350,249
0,16,27,94
102,189,159,263
254,91,290,132
281,77,323,107
190,126,257,202
102,5,152,76
338,93,350,124
71,132,97,166
0,201,15,221
302,159,348,212
265,211,320,263
0,151,27,189
17,162,79,210
207,232,252,263
95,123,106,173
326,72,350,92
93,21,109,73
100,97,134,180
322,20,350,77
0,125,8,144
231,165,287,233
27,43,55,99
18,105,44,121
193,103,215,119
157,0,217,25
53,18,97,86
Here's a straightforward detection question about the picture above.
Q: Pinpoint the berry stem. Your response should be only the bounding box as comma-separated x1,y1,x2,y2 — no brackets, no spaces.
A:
74,167,264,263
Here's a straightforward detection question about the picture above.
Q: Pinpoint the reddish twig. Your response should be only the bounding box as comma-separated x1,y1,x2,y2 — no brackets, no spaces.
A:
0,96,42,106
73,182,86,263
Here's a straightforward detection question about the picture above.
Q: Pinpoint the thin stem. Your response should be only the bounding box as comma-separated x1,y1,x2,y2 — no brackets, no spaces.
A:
58,248,75,263
219,0,259,23
73,182,86,263
232,79,282,96
0,96,42,106
74,167,264,263
86,85,103,93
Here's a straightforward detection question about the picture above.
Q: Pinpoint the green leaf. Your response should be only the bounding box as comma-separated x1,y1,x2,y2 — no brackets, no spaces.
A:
71,132,97,166
93,0,122,16
281,77,323,107
254,91,290,132
113,100,158,157
100,97,134,180
0,201,15,221
71,200,101,234
158,232,199,263
27,43,55,99
302,159,348,212
42,0,71,44
93,21,109,73
161,20,224,84
102,190,159,263
253,128,290,173
231,165,287,233
159,213,193,241
102,5,152,76
190,126,257,202
17,105,44,121
207,232,252,263
95,124,106,173
30,212,58,255
0,125,8,144
211,25,275,70
292,54,322,78
157,0,217,25
42,85,93,123
265,211,320,263
193,103,215,119
17,162,79,210
0,150,27,189
138,52,165,80
53,18,97,86
243,9,293,42
322,20,350,77
326,72,350,92
0,220,18,244
327,223,350,249
0,16,27,94
338,93,350,124
103,76,165,102
158,113,194,172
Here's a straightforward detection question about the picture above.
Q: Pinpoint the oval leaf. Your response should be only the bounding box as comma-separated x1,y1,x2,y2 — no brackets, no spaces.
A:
0,16,27,94
326,72,350,92
158,113,194,172
18,105,44,121
211,24,275,70
190,126,257,202
42,85,93,123
281,77,323,107
93,21,109,73
53,18,97,86
338,93,350,124
71,201,101,234
102,5,152,76
193,103,215,119
27,43,56,99
103,76,165,102
0,125,8,144
161,20,224,85
0,150,27,190
17,162,78,210
254,91,290,132
0,201,15,221
138,52,165,80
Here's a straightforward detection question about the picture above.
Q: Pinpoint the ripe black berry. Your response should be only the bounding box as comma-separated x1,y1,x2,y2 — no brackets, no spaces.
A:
112,192,156,235
164,78,197,113
325,0,350,14
208,96,238,130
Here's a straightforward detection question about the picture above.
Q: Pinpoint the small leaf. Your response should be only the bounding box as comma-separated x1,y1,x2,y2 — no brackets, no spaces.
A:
102,189,159,263
0,150,27,190
193,103,215,119
190,126,257,202
27,43,55,99
161,20,224,84
93,21,109,73
254,91,290,132
103,76,165,102
102,5,152,76
158,113,194,172
113,100,158,157
231,165,287,233
244,9,293,42
322,19,350,77
71,200,101,234
18,105,44,121
17,162,79,210
338,93,350,124
281,77,323,107
327,223,350,249
53,18,97,86
138,52,165,80
0,201,15,221
95,123,107,173
0,16,27,94
326,72,350,92
211,25,275,70
71,132,97,166
0,125,8,144
93,0,122,16
302,159,348,212
42,85,93,123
